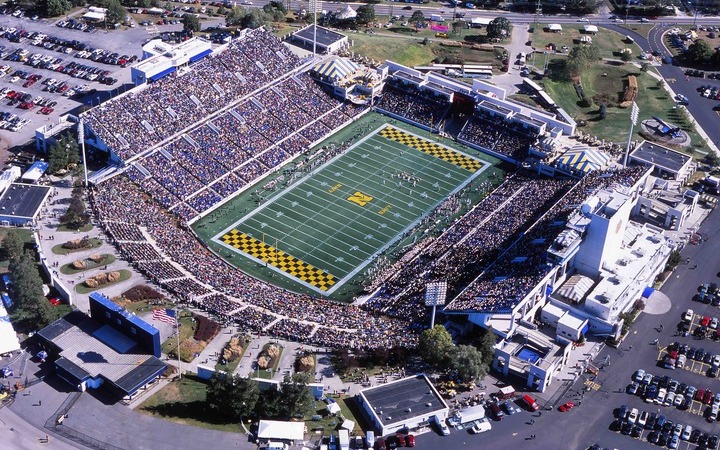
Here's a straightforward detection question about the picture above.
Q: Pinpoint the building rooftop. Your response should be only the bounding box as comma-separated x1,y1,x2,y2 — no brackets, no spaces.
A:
360,374,448,427
293,25,347,48
0,183,50,219
631,141,692,174
38,310,166,396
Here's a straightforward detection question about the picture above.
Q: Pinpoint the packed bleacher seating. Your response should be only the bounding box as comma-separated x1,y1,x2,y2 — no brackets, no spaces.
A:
362,175,575,322
444,166,649,313
91,174,417,349
458,114,538,162
376,83,450,130
83,28,304,161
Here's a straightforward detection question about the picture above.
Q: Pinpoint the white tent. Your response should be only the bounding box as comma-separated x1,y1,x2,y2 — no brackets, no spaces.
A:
470,17,491,27
341,419,355,430
336,5,357,20
257,420,304,442
0,304,20,355
327,402,341,415
548,24,562,32
583,24,598,34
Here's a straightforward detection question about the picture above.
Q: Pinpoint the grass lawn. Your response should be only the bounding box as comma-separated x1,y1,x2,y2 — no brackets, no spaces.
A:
530,24,639,59
115,298,175,315
138,375,245,433
56,223,93,233
59,254,116,275
162,312,198,361
74,269,132,294
542,61,710,155
309,395,364,436
51,238,102,255
255,343,283,379
347,31,504,68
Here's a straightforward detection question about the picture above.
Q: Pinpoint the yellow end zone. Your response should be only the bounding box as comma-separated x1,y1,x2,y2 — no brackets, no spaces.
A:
220,229,336,291
379,126,482,172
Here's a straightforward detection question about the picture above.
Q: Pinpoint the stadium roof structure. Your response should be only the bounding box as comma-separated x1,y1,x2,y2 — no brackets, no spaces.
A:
0,183,51,226
292,25,348,53
359,374,448,428
37,310,166,397
312,57,358,81
630,141,692,177
557,146,610,174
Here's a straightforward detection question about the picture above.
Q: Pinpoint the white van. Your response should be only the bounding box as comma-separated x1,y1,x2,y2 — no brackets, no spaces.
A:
365,431,375,448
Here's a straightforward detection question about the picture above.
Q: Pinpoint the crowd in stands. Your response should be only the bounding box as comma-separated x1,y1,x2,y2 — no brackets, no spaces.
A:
459,115,538,162
91,174,417,350
376,84,449,130
363,175,575,322
444,166,649,312
83,29,304,161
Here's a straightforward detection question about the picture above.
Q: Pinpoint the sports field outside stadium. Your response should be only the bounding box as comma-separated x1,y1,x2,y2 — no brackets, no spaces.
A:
192,113,506,300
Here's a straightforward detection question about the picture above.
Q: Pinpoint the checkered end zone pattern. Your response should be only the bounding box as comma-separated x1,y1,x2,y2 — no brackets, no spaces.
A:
220,229,336,291
379,126,482,172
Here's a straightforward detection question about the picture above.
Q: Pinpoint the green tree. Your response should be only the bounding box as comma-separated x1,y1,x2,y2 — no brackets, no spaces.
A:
9,251,53,326
263,1,286,22
182,14,201,32
620,50,632,62
475,326,497,367
355,4,375,25
486,17,512,40
278,373,315,419
410,10,424,30
241,9,266,29
451,345,487,381
225,6,248,26
599,103,607,119
686,39,713,65
102,0,127,24
255,387,282,418
41,0,71,17
47,133,80,174
666,249,682,270
206,374,260,421
1,230,24,261
419,325,454,368
706,152,720,167
566,45,600,76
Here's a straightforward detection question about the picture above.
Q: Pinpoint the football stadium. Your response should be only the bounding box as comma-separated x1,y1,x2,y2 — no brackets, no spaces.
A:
81,27,655,352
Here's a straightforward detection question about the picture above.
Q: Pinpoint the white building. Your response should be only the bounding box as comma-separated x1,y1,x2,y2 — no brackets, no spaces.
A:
357,374,449,436
131,37,212,85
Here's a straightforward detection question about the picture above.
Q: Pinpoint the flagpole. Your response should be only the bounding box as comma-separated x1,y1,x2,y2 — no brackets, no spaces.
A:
175,307,182,379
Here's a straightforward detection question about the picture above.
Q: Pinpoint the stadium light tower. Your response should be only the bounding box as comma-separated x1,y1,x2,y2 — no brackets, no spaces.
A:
623,101,639,167
425,281,447,329
309,0,322,56
77,118,88,187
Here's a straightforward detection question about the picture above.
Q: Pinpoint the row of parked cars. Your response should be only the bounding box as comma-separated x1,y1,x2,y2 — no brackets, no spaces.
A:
685,69,720,80
664,339,720,376
55,19,95,33
2,46,117,85
0,110,30,131
633,368,720,422
613,404,718,449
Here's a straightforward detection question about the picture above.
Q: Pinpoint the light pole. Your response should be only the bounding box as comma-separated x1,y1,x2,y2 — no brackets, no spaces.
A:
623,102,639,167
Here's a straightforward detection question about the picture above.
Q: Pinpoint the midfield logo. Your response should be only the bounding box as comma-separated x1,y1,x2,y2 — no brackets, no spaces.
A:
347,191,373,207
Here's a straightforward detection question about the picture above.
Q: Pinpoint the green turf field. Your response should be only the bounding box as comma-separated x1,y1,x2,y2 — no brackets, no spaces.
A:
212,124,491,294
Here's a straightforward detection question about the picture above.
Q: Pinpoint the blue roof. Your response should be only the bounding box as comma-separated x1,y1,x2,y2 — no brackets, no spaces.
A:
89,292,159,338
189,48,212,63
149,66,176,82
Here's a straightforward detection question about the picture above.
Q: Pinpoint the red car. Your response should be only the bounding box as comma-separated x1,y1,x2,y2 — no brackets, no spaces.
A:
702,316,711,327
697,389,706,401
48,297,61,306
704,390,714,405
376,438,386,450
6,91,16,99
394,433,405,447
39,107,53,115
558,401,576,412
405,435,415,447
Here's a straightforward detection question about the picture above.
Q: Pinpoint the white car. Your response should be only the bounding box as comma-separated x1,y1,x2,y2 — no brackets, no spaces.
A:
673,393,683,407
711,317,718,329
656,388,667,405
471,419,491,434
627,408,638,424
577,18,589,22
241,0,252,4
638,411,648,427
714,354,720,367
684,309,694,322
682,425,692,441
665,391,676,406
635,369,646,382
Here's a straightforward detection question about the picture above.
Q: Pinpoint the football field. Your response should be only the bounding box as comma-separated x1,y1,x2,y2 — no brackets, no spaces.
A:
213,124,491,294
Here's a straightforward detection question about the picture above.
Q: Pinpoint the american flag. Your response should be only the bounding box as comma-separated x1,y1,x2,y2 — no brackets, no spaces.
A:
152,308,176,325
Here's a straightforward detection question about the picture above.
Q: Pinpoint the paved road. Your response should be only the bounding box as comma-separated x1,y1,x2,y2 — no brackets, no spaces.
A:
603,23,720,153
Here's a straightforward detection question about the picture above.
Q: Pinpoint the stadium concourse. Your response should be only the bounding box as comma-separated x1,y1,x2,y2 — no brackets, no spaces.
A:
82,27,650,351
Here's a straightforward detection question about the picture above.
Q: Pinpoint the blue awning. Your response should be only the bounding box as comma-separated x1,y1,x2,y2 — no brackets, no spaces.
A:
642,287,655,298
148,66,176,82
189,48,212,63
